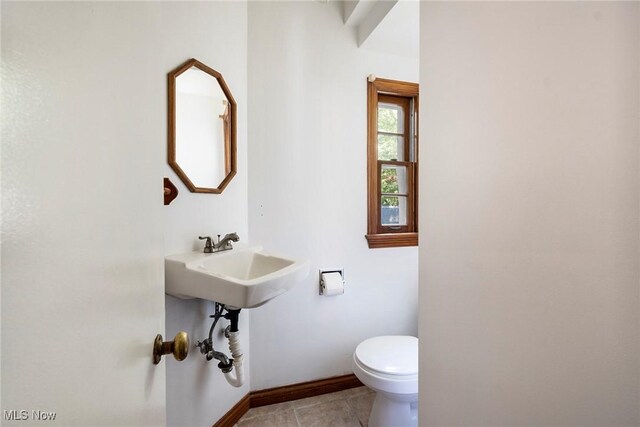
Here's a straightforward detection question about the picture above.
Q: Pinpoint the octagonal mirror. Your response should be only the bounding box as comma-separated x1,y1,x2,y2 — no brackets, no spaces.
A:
168,58,236,193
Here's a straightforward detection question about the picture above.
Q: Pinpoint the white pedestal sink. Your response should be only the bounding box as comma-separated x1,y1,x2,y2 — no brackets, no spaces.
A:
165,245,309,308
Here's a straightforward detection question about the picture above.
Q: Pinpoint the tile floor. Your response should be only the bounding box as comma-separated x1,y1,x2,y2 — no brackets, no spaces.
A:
235,386,375,427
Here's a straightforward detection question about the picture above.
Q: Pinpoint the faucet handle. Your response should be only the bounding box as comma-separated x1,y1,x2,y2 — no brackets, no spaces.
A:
198,236,214,253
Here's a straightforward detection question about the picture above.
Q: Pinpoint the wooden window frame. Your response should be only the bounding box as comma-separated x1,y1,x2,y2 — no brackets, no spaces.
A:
366,77,419,249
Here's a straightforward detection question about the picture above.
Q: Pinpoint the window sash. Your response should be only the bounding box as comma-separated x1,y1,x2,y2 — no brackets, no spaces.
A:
378,94,411,162
377,160,415,233
366,78,419,249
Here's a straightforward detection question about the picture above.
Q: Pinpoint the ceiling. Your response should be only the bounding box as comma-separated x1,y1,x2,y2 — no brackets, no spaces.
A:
340,0,419,59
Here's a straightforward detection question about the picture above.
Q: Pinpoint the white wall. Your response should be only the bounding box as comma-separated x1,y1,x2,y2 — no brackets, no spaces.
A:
1,3,167,425
420,2,640,425
247,1,418,390
159,2,249,427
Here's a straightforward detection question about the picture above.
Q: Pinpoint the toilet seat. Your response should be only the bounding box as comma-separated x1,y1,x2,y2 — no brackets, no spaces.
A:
355,336,418,375
353,336,418,395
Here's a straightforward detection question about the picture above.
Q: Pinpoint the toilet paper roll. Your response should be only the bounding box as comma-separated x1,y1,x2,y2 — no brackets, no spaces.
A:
322,272,344,296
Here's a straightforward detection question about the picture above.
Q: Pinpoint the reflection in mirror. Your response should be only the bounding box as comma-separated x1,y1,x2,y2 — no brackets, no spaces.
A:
168,59,236,194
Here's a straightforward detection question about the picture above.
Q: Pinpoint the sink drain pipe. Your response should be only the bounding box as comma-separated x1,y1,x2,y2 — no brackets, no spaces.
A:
222,308,244,388
197,304,245,388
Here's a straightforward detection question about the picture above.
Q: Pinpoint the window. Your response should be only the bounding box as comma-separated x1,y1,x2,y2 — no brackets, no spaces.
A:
366,77,419,249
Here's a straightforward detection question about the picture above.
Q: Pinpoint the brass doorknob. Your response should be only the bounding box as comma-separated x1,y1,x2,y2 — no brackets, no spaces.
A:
153,331,189,364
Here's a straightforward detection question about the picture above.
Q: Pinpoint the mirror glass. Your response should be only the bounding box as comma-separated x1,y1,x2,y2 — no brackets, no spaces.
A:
168,59,236,194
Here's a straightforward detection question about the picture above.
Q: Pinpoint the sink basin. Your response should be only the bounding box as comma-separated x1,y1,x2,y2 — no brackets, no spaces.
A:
165,245,309,308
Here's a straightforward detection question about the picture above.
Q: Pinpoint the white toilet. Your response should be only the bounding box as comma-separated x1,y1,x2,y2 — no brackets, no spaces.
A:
352,335,418,427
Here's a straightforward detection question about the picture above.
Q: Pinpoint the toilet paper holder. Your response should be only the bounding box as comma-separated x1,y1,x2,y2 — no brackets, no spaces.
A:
319,269,344,295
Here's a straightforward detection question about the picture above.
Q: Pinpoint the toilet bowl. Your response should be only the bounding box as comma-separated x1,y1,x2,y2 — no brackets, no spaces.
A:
352,335,418,427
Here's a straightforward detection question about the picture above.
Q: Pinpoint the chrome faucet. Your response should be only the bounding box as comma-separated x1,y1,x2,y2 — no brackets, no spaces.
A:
199,233,240,253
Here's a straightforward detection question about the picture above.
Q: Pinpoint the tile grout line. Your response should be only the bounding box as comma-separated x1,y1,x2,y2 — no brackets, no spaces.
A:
346,396,362,427
293,407,302,427
346,391,374,427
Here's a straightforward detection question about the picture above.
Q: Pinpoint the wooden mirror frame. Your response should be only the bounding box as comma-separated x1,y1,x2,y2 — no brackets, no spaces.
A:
168,58,237,194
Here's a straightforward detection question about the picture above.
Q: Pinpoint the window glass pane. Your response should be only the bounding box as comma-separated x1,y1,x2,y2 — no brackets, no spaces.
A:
378,103,404,133
381,196,407,226
381,165,407,194
377,135,404,161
